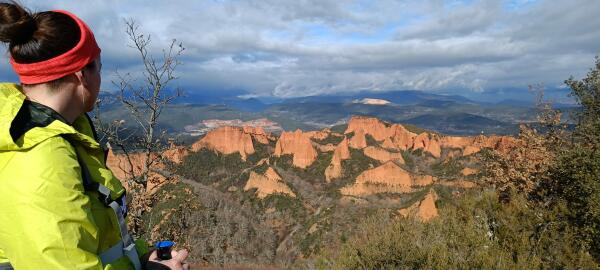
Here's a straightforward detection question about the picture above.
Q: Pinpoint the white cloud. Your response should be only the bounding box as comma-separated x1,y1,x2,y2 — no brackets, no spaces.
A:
0,0,598,100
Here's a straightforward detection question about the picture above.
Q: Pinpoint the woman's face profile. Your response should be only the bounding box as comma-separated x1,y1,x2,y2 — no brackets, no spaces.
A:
83,56,102,112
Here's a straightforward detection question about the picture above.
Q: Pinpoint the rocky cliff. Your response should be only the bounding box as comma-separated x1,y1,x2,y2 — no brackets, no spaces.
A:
344,116,514,157
244,167,296,198
341,161,435,196
274,130,318,169
363,146,404,164
192,126,256,161
325,137,351,182
398,189,439,221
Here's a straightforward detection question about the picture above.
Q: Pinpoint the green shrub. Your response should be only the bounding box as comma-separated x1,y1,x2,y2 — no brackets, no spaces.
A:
323,191,597,270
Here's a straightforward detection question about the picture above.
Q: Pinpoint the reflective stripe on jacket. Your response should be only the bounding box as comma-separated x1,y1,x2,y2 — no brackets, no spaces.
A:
0,83,143,269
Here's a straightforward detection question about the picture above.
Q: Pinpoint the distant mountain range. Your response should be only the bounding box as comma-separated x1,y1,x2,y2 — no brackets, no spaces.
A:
96,89,578,136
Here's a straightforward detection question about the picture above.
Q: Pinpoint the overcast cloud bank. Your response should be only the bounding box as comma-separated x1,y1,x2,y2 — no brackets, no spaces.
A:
2,0,598,102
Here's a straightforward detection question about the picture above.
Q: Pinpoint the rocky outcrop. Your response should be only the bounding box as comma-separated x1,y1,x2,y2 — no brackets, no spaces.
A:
106,149,169,193
343,115,515,159
334,137,351,160
192,126,255,161
106,148,131,181
348,129,367,149
274,130,318,168
325,138,351,182
341,162,404,196
243,126,271,144
315,143,336,152
388,124,417,150
412,133,442,158
106,150,162,181
363,146,405,164
162,146,189,164
345,116,391,141
306,129,330,141
381,137,397,150
244,167,295,199
341,161,437,196
398,190,439,221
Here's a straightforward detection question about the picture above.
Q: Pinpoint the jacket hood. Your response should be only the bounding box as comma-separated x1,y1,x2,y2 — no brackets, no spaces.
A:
0,83,100,151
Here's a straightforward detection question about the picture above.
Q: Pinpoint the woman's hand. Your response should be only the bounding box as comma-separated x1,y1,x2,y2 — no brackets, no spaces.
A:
147,249,190,270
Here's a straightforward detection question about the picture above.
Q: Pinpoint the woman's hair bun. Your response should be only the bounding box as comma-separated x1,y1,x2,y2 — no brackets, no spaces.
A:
0,2,37,44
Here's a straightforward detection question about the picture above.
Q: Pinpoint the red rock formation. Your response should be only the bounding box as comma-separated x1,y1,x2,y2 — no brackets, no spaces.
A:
244,167,295,198
363,146,405,164
335,137,351,160
381,137,397,150
192,126,255,161
315,143,336,152
325,138,351,182
345,116,390,141
306,129,330,141
274,130,318,168
388,124,416,150
348,129,367,149
162,146,189,164
341,162,413,196
342,115,516,159
106,149,169,193
341,161,437,196
106,149,162,181
243,126,272,144
398,190,439,221
412,133,441,158
438,135,516,156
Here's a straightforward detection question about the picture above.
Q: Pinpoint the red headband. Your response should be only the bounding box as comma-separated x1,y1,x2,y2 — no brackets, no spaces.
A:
9,10,101,84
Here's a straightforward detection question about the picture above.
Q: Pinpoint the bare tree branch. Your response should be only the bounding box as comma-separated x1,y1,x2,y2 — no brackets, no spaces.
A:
93,18,185,237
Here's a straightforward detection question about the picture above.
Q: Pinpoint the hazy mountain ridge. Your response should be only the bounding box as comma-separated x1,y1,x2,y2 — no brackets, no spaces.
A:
96,88,573,138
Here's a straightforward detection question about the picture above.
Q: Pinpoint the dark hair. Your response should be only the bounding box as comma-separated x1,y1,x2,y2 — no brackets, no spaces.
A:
0,1,82,86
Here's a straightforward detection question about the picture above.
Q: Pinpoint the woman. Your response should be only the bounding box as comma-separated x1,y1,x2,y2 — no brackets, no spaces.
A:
0,2,188,269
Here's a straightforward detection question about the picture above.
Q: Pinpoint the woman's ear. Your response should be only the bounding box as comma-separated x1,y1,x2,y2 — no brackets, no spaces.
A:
74,70,89,89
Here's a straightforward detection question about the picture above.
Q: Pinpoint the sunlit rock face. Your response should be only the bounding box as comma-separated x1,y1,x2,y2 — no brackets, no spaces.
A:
242,126,275,144
412,133,442,158
345,116,392,141
363,146,404,164
325,138,351,182
348,129,367,149
398,190,439,222
340,161,436,196
274,130,318,169
162,146,189,164
192,126,255,161
344,116,516,158
244,167,295,199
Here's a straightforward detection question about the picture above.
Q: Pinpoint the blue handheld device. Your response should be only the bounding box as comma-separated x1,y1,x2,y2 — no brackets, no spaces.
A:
155,240,175,260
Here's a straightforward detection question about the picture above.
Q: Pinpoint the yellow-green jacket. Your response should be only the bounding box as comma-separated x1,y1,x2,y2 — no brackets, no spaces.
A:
0,83,145,269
